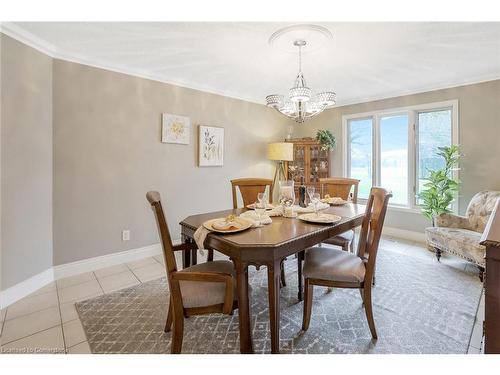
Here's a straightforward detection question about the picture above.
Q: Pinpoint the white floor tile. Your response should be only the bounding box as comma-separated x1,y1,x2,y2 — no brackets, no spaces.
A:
28,282,57,297
60,302,79,323
5,291,59,321
63,319,87,348
467,345,481,354
98,271,140,293
58,279,103,304
153,255,164,264
1,326,65,354
94,264,129,279
57,272,96,290
1,306,61,344
469,322,484,349
126,257,158,270
131,263,165,282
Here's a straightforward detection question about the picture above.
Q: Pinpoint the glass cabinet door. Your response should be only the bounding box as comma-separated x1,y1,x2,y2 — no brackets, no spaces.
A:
309,145,329,184
287,145,306,185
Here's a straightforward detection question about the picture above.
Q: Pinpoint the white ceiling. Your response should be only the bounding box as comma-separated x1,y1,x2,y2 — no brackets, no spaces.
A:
6,22,500,106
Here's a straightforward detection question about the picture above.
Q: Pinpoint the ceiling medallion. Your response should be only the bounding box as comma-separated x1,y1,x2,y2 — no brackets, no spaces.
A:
266,25,336,123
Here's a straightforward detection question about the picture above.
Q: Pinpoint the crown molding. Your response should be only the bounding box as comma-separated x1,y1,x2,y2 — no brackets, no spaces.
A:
0,22,58,57
333,73,500,108
0,22,264,105
2,22,500,109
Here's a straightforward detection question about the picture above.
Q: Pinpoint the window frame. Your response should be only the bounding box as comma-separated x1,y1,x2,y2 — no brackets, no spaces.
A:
342,100,459,212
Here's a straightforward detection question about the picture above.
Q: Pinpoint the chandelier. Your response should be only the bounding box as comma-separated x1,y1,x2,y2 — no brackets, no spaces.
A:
266,39,336,123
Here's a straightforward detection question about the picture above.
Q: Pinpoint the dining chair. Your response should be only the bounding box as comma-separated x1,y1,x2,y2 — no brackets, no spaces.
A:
230,177,286,286
301,187,392,339
231,177,273,209
146,191,238,353
320,177,360,252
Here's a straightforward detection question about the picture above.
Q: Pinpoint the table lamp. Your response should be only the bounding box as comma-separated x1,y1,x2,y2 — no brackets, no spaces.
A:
268,142,294,201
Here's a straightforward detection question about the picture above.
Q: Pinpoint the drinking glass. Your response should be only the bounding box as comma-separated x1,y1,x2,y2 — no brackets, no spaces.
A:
306,186,315,204
312,193,321,217
279,180,295,216
255,200,266,225
257,192,265,207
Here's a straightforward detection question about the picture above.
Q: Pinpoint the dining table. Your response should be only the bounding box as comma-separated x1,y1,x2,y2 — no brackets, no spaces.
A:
179,203,366,354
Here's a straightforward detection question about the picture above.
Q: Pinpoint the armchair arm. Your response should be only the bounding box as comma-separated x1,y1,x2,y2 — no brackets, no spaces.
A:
171,271,234,314
172,242,198,252
435,213,471,229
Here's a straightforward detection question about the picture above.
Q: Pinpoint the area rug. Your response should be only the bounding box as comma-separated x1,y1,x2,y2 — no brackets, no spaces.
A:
75,243,482,354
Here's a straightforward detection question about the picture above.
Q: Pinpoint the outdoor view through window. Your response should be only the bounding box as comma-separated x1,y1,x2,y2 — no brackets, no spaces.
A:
348,107,452,207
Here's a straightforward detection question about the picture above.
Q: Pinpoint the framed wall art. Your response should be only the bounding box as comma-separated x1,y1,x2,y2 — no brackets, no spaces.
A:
199,125,224,167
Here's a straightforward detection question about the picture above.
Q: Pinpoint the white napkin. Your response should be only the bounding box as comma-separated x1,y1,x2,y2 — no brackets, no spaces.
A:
239,210,272,227
295,202,330,213
266,205,284,217
193,226,209,256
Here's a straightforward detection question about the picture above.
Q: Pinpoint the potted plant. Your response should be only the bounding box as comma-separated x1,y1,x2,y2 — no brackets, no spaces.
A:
315,130,336,151
418,145,461,226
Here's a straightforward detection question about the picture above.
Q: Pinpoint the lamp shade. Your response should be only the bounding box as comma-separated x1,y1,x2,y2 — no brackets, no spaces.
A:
267,142,294,161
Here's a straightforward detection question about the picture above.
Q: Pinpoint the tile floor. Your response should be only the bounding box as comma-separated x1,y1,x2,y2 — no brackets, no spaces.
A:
0,236,485,354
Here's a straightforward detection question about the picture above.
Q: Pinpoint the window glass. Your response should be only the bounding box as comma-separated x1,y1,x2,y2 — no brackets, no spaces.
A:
349,118,373,198
417,109,452,203
380,114,408,205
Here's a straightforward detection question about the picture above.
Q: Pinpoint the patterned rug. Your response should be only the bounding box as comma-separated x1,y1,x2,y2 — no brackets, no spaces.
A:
75,244,482,354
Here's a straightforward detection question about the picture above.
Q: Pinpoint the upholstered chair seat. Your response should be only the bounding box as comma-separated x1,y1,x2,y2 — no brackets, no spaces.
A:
426,227,485,266
303,247,365,283
178,260,237,308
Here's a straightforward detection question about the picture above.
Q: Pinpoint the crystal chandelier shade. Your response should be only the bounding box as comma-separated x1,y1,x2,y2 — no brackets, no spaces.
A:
266,39,336,123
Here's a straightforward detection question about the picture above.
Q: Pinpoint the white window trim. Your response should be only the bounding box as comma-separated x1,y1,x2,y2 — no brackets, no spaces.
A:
342,100,459,213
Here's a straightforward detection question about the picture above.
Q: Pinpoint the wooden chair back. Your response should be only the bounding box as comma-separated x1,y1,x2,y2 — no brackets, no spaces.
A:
320,177,360,203
356,187,392,283
231,178,273,209
146,191,179,284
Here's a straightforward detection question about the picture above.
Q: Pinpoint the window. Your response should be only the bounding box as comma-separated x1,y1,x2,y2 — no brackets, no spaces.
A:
416,109,452,204
344,101,457,210
349,118,373,199
380,114,408,205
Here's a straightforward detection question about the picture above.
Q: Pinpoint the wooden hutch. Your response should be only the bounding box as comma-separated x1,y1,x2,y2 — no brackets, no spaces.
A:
284,137,331,194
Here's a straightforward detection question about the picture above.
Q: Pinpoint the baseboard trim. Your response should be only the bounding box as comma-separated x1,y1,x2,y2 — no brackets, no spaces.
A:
0,268,54,309
383,226,426,243
0,241,180,309
53,243,163,280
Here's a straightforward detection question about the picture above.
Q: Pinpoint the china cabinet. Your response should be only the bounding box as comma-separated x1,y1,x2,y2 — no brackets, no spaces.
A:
285,137,331,194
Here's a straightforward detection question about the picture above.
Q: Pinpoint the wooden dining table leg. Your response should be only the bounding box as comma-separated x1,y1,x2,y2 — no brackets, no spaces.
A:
191,248,197,266
181,234,191,269
297,250,304,301
267,258,281,354
234,259,253,354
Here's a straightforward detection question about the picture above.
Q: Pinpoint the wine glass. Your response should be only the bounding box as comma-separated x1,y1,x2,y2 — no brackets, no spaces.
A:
312,193,321,217
307,186,315,204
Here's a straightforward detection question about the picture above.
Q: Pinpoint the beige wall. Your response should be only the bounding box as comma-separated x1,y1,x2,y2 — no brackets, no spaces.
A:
2,32,500,285
294,80,500,232
53,60,289,265
1,35,53,289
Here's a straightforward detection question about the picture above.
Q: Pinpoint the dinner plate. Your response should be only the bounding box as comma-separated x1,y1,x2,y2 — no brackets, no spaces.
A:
203,217,253,233
298,213,342,224
246,203,276,210
321,198,348,206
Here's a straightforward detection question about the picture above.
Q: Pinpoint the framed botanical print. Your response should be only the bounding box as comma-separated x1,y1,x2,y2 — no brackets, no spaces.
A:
161,113,190,144
199,125,224,167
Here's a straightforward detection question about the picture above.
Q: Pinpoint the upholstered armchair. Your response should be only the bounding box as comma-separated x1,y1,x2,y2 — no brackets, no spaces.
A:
425,190,500,281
